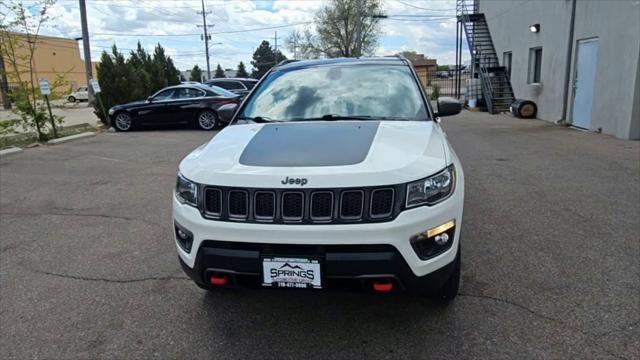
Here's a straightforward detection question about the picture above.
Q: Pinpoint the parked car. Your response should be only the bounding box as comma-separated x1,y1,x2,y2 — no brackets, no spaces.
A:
67,86,88,103
174,57,464,302
204,78,258,98
108,84,239,131
437,71,451,78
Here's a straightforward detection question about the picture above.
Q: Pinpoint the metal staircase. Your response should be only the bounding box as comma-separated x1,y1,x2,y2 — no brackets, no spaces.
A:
456,0,515,113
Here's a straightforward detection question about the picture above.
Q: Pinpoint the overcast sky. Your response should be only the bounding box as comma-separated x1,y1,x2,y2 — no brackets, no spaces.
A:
35,0,470,72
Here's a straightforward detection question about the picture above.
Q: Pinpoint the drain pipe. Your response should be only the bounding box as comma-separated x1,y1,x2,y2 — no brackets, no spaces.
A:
560,0,577,124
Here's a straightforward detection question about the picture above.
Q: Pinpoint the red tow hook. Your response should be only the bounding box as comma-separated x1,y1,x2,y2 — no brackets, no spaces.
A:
372,279,393,292
209,273,229,285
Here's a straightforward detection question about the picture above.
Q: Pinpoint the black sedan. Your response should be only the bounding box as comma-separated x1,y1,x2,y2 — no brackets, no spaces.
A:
204,78,258,98
108,84,239,131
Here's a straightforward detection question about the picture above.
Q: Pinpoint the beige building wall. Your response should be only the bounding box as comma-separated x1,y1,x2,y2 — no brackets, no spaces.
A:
2,32,96,95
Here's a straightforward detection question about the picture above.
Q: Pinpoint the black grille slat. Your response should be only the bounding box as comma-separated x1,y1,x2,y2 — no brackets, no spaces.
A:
254,191,275,220
228,190,248,218
370,189,394,218
310,192,333,221
340,190,364,219
204,188,222,216
282,192,304,220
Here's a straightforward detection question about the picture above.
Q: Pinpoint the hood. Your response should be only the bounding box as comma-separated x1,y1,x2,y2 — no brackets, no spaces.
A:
180,121,448,188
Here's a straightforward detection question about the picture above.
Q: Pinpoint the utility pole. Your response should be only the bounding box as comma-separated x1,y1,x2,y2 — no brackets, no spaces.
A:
198,0,213,80
79,0,94,105
274,31,278,65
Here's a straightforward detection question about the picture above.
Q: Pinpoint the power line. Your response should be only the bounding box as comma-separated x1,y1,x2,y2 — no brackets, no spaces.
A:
394,0,456,12
91,22,311,37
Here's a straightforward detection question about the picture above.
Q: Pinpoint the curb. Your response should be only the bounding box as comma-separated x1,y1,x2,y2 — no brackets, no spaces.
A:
0,147,23,156
47,132,96,145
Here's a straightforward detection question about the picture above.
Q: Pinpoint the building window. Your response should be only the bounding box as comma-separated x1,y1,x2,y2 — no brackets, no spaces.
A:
528,47,542,83
503,51,512,78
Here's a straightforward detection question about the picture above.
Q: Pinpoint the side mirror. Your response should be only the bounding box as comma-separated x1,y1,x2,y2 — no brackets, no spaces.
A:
146,96,153,103
435,97,462,118
218,103,238,123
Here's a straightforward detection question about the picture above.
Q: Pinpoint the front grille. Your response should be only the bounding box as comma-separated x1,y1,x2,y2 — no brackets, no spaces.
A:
282,192,304,221
370,188,394,218
204,188,222,216
202,185,402,224
310,192,333,221
340,190,364,219
228,190,248,218
254,191,275,220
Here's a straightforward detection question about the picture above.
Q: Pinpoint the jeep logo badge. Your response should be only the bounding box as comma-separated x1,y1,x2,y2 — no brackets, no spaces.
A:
281,176,308,186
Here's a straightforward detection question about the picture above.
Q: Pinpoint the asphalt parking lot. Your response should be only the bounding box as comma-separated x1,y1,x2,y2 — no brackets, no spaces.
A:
1,112,638,359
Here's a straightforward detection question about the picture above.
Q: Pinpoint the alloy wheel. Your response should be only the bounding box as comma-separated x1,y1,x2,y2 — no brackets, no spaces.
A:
114,113,132,131
198,111,217,130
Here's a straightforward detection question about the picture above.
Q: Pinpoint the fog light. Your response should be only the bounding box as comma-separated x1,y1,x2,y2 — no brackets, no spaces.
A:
434,232,449,245
410,219,456,260
174,222,193,253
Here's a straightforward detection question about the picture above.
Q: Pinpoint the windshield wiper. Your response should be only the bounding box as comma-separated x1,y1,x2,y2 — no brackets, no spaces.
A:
236,116,272,123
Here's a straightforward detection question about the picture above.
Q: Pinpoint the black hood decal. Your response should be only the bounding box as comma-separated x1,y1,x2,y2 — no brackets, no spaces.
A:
239,122,380,167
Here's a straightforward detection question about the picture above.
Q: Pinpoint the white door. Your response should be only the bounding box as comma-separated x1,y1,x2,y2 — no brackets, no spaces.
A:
572,38,599,129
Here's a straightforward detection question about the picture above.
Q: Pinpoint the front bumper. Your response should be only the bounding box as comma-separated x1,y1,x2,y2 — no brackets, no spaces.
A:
178,241,459,293
173,171,464,292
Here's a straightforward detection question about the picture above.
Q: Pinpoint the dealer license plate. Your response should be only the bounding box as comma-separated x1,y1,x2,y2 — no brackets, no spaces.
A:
262,257,322,289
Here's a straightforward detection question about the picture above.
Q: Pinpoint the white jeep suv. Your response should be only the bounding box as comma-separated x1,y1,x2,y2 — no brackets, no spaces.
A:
173,57,464,301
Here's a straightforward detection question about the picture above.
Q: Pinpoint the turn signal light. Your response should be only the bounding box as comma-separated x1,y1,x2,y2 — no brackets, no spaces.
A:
426,220,456,238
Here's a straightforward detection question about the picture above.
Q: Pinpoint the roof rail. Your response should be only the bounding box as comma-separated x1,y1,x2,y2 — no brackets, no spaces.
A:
393,54,411,66
275,59,299,67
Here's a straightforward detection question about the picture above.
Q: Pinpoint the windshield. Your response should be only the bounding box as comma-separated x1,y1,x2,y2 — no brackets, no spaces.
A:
239,63,429,122
205,84,237,97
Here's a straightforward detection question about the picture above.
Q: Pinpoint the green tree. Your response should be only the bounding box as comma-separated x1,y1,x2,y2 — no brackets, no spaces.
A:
236,61,249,78
0,0,62,140
94,45,134,124
126,42,152,101
398,50,418,59
287,0,384,58
214,64,225,78
190,65,202,81
93,42,180,124
250,40,287,79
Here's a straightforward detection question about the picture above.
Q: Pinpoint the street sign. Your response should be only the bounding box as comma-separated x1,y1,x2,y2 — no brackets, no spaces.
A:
39,78,50,95
90,79,101,93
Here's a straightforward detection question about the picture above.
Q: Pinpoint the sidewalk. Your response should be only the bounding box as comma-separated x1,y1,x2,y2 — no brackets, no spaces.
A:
0,103,100,134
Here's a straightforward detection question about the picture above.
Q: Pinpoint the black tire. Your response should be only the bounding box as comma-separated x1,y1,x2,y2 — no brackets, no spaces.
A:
196,110,219,130
113,111,133,132
510,99,537,119
68,96,76,103
431,247,461,303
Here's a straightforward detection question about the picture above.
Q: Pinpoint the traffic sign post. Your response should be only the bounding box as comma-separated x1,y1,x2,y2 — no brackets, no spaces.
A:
90,79,109,127
39,78,58,138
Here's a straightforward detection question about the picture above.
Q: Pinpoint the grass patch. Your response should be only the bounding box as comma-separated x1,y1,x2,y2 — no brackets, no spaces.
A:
0,123,96,150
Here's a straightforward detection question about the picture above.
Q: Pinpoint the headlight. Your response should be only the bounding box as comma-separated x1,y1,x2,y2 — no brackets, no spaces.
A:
108,108,115,115
176,173,197,207
406,165,455,207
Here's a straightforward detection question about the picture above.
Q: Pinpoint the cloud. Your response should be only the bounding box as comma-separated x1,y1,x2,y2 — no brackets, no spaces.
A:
34,0,468,71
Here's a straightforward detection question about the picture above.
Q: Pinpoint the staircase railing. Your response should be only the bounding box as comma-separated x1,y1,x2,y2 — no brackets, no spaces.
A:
456,0,512,113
